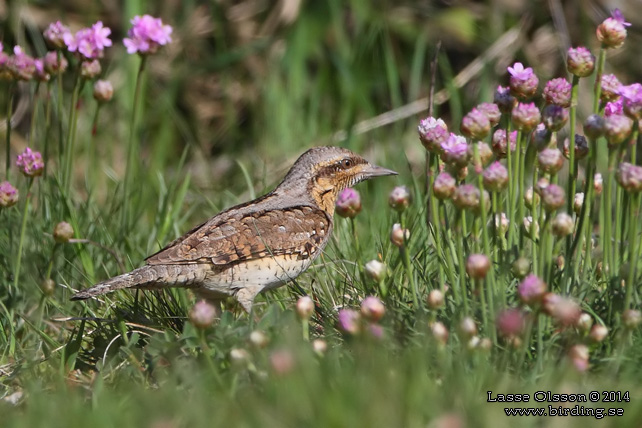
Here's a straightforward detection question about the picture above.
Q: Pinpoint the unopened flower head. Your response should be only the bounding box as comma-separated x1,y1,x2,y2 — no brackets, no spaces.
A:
0,181,19,208
622,309,642,329
512,257,531,279
433,171,456,200
604,114,633,147
16,147,44,177
541,183,565,212
496,309,526,338
93,79,113,102
618,83,642,120
461,108,491,140
388,186,411,212
552,212,574,237
33,59,50,82
494,85,516,113
518,274,547,305
124,15,173,55
335,188,361,218
584,114,605,139
483,161,508,192
441,133,469,167
53,221,74,243
616,162,642,193
360,296,385,322
507,62,539,99
364,260,386,282
337,309,361,335
576,313,593,332
594,173,604,195
466,253,491,280
270,349,295,375
563,134,589,160
459,317,477,338
543,77,571,107
189,300,217,328
589,324,608,343
453,184,489,215
567,46,595,77
476,102,501,126
597,9,630,49
537,147,564,175
427,289,444,309
296,296,315,320
491,129,517,158
390,223,410,247
522,216,539,240
430,321,449,344
542,104,568,132
10,46,36,81
80,59,102,79
493,212,510,236
43,51,68,74
64,21,112,60
573,193,584,215
44,21,71,49
604,99,623,117
600,74,622,102
511,102,541,131
545,295,581,327
568,344,589,372
418,116,449,153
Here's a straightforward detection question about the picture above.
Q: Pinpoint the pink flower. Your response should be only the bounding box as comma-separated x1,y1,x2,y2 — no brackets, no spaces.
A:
440,133,469,167
64,21,112,60
618,83,642,119
337,309,361,335
335,188,361,218
507,62,538,99
604,99,623,116
43,21,71,49
0,181,19,208
10,46,36,81
123,15,172,55
543,77,571,107
418,116,449,153
507,62,531,80
16,147,44,177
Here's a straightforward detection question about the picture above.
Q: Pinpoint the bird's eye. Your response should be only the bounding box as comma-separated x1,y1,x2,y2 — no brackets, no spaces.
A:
341,159,353,168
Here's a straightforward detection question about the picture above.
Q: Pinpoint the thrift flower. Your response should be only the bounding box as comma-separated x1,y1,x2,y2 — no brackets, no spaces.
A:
0,42,10,80
427,289,444,309
335,188,361,218
33,59,50,82
496,309,526,338
16,147,44,177
618,83,642,120
616,162,642,193
80,59,101,79
93,79,114,102
491,129,517,158
64,21,112,60
390,223,409,247
600,73,621,102
493,85,516,113
482,161,508,192
360,296,385,322
507,62,539,99
604,99,623,116
189,300,217,328
388,186,411,212
542,77,571,107
589,324,608,343
461,108,491,140
465,254,491,280
467,141,493,170
518,274,547,304
604,114,633,147
476,102,501,126
53,221,74,243
43,21,71,49
453,184,489,215
584,114,605,139
123,15,173,55
418,116,449,153
441,133,469,167
295,296,314,320
597,9,630,49
43,51,68,74
551,212,574,237
337,309,361,335
540,183,565,212
364,260,386,282
10,46,36,81
541,104,568,131
0,181,19,208
511,102,541,131
537,147,564,175
563,134,589,160
567,46,595,77
433,171,456,200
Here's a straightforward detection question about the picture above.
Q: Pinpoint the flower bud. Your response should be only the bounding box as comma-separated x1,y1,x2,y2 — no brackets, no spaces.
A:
542,77,571,107
360,296,385,322
80,59,101,79
44,51,68,74
594,173,603,195
44,22,71,49
270,349,295,375
249,330,269,348
589,324,608,343
337,309,361,335
418,117,449,153
16,147,44,177
542,104,568,131
465,253,491,280
512,257,531,279
482,161,508,192
93,79,113,102
461,108,491,140
229,348,250,367
537,147,564,175
491,129,517,158
336,188,361,218
540,184,565,212
524,187,538,209
468,142,493,170
189,300,217,329
493,212,510,236
604,114,633,147
573,193,584,215
619,83,642,120
53,221,74,243
312,339,327,355
622,309,642,329
496,309,526,338
600,74,622,102
596,9,630,49
0,181,19,208
546,295,581,327
296,296,315,320
605,99,623,117
576,313,593,332
390,223,409,247
567,46,595,77
40,278,56,296
364,260,386,282
565,135,590,164
494,85,516,113
453,184,489,215
583,114,605,139
616,162,642,193
522,216,539,240
388,186,411,212
568,344,589,372
552,212,574,237
433,171,456,200
511,102,541,131
441,134,469,167
518,274,547,304
427,289,445,309
430,321,449,344
476,102,501,126
459,317,477,338
531,123,552,151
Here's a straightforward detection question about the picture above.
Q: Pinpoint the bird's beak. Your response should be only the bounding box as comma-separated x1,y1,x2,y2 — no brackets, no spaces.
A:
364,163,398,178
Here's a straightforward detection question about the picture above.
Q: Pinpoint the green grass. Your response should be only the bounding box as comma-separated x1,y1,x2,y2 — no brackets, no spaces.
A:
2,2,642,427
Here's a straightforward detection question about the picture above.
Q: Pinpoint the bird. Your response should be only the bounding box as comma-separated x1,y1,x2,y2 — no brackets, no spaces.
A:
72,146,397,312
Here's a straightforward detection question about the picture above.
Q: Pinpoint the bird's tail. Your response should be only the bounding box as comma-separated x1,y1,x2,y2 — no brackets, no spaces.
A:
71,266,160,300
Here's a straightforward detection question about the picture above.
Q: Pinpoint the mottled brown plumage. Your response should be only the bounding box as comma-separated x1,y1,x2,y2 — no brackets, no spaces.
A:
72,146,396,312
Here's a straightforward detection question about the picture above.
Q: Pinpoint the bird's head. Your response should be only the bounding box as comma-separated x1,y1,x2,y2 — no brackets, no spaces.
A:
277,146,397,215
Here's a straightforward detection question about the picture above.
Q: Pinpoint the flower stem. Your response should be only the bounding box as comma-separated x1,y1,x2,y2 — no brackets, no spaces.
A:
121,55,148,234
625,192,639,310
5,82,14,179
565,75,580,267
62,66,82,194
593,47,606,112
14,179,34,289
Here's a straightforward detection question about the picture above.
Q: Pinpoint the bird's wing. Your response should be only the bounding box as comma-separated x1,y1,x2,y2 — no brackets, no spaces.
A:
145,205,331,265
